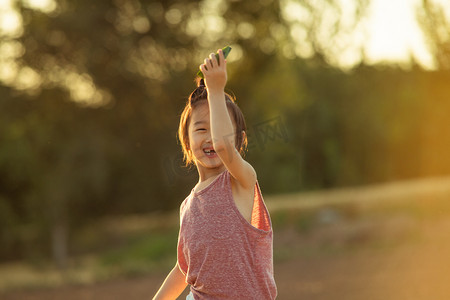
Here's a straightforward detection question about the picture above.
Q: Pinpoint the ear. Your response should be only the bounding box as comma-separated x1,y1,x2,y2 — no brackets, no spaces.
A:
239,130,248,152
241,130,247,140
185,136,191,151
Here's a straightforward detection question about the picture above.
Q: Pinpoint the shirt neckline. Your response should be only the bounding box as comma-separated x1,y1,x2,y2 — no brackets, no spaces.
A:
191,170,227,196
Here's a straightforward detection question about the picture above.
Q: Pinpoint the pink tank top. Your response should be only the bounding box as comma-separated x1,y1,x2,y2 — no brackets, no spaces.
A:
177,170,277,299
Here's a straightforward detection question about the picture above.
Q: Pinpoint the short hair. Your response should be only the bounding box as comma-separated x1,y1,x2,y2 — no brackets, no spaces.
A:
178,78,248,166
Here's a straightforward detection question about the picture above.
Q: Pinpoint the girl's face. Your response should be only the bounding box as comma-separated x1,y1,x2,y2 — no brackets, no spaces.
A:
188,102,235,170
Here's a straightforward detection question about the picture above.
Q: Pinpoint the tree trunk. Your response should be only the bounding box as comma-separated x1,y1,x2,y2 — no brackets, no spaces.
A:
51,217,68,270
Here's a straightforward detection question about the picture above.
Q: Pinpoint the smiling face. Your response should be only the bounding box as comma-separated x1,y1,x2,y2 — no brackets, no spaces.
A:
188,101,236,171
178,88,248,170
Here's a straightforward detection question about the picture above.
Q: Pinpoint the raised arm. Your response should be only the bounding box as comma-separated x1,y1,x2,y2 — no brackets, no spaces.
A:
199,50,256,189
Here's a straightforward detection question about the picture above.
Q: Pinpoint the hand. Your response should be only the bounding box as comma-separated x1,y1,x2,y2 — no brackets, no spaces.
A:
199,49,227,94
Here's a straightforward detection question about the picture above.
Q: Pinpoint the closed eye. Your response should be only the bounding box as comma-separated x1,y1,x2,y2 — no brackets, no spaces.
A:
196,128,206,132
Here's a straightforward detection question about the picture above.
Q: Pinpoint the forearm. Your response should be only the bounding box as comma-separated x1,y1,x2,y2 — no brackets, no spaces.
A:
208,89,235,151
153,263,187,300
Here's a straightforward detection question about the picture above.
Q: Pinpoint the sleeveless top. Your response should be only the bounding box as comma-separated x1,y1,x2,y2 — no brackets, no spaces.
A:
177,170,277,299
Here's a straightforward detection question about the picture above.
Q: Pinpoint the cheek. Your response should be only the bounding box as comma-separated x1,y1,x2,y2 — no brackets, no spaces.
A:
188,132,200,149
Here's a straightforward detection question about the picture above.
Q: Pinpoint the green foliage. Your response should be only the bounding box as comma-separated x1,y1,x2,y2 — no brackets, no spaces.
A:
101,235,174,265
99,230,177,277
1,0,450,265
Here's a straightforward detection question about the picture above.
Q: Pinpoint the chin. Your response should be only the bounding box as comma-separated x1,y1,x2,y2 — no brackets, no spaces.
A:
197,158,223,169
204,161,223,169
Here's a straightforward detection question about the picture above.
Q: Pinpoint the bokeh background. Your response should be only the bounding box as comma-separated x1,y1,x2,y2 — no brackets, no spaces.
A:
1,0,450,299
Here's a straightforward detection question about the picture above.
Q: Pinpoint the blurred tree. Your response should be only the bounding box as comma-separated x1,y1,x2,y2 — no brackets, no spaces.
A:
416,0,450,69
2,0,448,268
1,0,294,266
279,0,369,66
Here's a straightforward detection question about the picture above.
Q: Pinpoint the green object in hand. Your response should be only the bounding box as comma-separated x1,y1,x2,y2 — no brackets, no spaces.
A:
197,46,232,79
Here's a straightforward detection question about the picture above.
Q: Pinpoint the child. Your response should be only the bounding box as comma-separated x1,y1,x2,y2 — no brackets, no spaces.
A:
153,49,277,299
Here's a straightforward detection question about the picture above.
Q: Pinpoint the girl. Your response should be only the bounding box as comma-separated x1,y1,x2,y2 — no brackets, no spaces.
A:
153,49,277,299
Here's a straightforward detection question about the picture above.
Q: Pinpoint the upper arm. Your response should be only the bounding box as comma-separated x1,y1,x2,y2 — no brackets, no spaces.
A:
215,144,256,189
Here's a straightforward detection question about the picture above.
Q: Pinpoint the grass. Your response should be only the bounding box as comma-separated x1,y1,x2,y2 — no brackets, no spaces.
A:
0,223,179,292
1,176,450,293
98,229,178,279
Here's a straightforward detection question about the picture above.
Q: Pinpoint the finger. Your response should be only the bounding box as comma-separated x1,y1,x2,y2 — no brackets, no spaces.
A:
203,59,209,71
217,49,225,66
209,53,218,68
204,58,213,69
199,64,207,74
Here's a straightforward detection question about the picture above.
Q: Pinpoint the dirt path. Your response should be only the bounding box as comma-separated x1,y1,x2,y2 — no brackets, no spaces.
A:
275,218,450,300
2,216,449,300
2,177,450,300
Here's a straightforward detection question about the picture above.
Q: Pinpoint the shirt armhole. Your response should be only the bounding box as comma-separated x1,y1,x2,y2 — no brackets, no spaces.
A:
250,181,272,232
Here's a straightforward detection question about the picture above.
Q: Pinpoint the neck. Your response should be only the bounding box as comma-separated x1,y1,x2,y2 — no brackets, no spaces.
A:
196,164,227,183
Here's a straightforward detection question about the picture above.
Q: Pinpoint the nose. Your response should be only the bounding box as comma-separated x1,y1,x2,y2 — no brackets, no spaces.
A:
205,133,212,144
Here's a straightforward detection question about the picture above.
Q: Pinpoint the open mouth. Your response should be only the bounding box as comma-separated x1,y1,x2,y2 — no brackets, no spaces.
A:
203,148,217,157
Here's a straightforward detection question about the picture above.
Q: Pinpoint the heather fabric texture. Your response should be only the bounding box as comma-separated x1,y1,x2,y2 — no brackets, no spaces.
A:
177,170,277,299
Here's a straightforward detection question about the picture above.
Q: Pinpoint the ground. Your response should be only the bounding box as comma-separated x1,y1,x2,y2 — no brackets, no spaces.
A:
1,177,450,300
